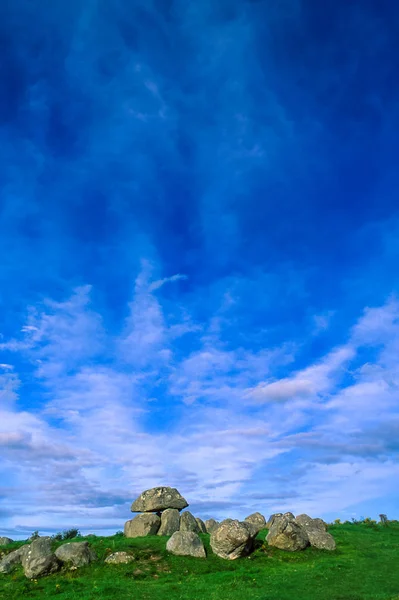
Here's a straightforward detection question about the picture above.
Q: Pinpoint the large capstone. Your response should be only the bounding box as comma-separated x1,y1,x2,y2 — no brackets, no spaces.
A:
55,542,97,567
157,508,180,536
266,514,309,552
131,487,188,513
166,531,206,558
124,513,161,537
210,519,256,560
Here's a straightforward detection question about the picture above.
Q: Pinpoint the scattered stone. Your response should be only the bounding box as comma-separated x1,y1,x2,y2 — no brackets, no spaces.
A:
0,538,13,546
105,551,136,564
195,517,207,533
0,546,29,574
166,531,206,558
131,487,188,513
245,512,267,533
295,515,335,550
205,519,219,533
157,508,180,536
266,513,283,529
55,542,97,567
21,537,60,578
124,513,161,537
210,519,256,560
266,514,309,552
180,511,201,534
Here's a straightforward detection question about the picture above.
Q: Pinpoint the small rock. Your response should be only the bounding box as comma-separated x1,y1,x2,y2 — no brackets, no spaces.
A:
166,531,206,558
157,508,180,536
124,513,161,537
55,542,97,567
105,551,136,564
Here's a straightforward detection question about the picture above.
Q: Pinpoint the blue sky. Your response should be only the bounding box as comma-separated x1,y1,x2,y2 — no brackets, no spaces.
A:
1,0,399,538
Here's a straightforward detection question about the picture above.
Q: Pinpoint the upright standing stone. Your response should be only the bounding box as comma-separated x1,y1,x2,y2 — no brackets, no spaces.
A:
157,508,180,536
124,514,161,537
166,531,206,558
205,519,219,533
180,511,201,533
195,517,207,533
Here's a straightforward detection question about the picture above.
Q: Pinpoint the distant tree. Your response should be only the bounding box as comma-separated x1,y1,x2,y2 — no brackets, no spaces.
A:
379,514,388,526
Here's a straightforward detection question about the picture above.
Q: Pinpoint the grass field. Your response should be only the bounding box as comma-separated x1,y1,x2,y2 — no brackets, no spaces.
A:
1,523,399,600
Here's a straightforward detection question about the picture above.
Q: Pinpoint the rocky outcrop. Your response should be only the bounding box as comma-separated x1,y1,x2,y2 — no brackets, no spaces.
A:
180,511,201,534
166,531,206,558
205,519,219,533
195,517,207,533
105,551,136,564
124,514,161,537
157,508,180,536
266,514,309,552
21,538,60,578
210,519,256,560
131,487,188,513
55,542,97,567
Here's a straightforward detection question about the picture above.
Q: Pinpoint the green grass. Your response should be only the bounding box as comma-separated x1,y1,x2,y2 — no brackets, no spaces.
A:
1,523,399,600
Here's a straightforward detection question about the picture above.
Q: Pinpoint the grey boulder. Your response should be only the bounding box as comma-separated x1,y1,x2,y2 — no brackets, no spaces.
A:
180,511,201,533
131,487,188,512
166,531,206,558
245,512,266,528
124,513,161,537
266,513,283,529
0,545,29,574
295,515,335,550
266,514,309,552
55,542,97,567
195,517,207,533
0,537,13,546
157,508,180,536
205,519,219,533
105,551,135,564
21,538,60,578
210,519,256,560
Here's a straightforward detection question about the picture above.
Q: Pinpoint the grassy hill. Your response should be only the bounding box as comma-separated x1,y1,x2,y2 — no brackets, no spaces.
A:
1,523,399,599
